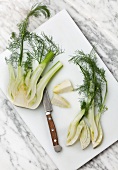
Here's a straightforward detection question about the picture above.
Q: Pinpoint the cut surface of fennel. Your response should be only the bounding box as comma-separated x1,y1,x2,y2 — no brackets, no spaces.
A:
88,100,98,142
8,61,63,109
80,120,91,149
92,113,103,148
67,120,84,146
51,93,70,108
53,80,73,94
66,109,85,143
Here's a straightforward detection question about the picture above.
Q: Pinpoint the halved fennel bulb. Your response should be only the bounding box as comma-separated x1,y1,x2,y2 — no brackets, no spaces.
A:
8,60,63,109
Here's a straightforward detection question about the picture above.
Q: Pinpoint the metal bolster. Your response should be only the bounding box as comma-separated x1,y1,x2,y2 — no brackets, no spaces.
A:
46,111,51,115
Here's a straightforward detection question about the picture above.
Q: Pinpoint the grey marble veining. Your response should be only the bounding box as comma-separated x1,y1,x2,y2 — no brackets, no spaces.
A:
0,89,57,170
63,0,118,80
0,0,118,170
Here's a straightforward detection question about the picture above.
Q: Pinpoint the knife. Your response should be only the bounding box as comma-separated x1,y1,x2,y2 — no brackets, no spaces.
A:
43,88,62,152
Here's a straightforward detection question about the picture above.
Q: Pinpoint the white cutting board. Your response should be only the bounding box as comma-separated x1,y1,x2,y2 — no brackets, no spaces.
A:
0,10,118,170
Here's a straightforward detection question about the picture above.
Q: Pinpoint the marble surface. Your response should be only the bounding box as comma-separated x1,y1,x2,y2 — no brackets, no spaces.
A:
0,89,57,170
0,0,118,170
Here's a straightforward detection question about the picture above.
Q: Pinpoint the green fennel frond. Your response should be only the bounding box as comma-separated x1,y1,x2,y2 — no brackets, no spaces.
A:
28,3,50,18
27,32,63,64
70,49,107,113
6,3,51,68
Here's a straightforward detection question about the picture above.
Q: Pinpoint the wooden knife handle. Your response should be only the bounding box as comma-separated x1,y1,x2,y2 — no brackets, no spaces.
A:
46,112,62,152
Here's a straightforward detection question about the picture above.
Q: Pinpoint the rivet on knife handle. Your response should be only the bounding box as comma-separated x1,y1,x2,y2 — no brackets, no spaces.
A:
46,112,62,152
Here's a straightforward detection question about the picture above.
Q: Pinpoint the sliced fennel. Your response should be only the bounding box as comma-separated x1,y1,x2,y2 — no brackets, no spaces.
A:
80,120,91,149
51,93,70,108
92,113,103,148
66,109,85,143
67,120,84,146
66,50,108,149
6,4,63,109
53,80,73,94
88,100,98,142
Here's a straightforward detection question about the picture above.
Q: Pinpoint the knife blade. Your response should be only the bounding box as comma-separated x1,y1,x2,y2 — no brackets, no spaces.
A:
43,88,62,152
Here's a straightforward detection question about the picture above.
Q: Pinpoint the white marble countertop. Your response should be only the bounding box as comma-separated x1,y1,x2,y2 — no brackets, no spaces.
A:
0,0,118,170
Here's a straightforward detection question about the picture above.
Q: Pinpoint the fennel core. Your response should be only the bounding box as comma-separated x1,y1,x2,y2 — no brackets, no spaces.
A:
5,4,63,109
67,50,108,148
